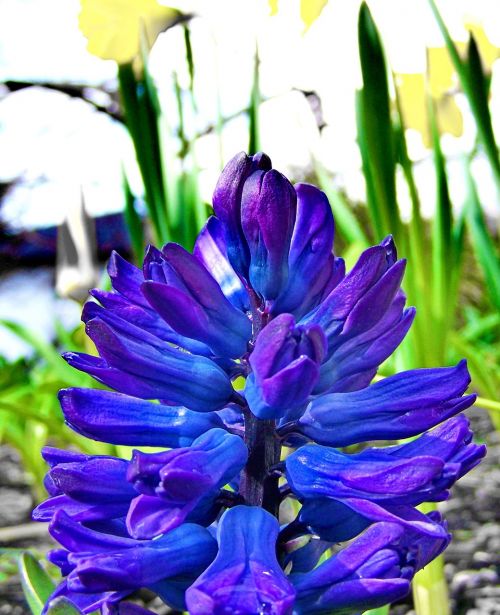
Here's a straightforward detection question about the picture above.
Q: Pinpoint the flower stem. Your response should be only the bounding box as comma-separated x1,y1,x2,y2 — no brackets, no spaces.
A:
240,408,282,516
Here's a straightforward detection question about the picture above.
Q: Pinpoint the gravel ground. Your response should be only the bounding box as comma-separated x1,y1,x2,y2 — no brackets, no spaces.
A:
0,405,498,614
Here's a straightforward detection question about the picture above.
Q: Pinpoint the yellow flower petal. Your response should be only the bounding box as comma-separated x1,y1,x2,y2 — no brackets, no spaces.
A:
79,0,179,64
268,0,279,16
396,73,429,145
436,95,463,139
427,46,465,98
300,0,328,30
396,73,463,147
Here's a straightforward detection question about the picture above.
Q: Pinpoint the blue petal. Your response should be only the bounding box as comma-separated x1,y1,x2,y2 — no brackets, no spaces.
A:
272,183,335,317
293,361,475,446
245,314,326,419
241,168,297,300
64,317,234,411
291,518,449,614
194,216,250,311
59,388,225,447
126,429,248,538
141,243,252,358
212,151,272,277
186,506,295,614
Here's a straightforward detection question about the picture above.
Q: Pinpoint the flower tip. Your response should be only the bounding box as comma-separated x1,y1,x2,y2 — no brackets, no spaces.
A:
252,151,272,169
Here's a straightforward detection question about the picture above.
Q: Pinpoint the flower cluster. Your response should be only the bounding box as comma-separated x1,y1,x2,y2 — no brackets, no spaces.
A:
35,152,485,614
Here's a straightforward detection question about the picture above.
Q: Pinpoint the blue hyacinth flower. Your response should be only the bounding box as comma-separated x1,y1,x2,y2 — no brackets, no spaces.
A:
34,152,485,614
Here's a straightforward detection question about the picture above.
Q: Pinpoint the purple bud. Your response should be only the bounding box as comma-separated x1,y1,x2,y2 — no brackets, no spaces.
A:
245,314,327,419
241,168,297,300
213,152,272,276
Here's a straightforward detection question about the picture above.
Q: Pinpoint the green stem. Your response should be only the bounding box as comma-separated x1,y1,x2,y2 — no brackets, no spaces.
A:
412,504,450,615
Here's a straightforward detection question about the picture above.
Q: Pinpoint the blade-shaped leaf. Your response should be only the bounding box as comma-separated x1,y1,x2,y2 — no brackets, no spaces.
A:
122,170,145,265
357,2,400,242
427,0,500,192
19,552,55,615
248,46,261,155
464,162,500,310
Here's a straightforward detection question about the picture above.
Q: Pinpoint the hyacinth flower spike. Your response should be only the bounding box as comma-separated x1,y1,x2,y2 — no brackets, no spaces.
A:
34,152,484,614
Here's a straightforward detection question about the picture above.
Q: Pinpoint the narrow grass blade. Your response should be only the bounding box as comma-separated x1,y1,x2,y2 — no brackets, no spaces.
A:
355,89,383,238
118,62,169,245
465,34,500,191
122,170,144,264
413,543,451,615
392,103,429,367
357,3,400,242
183,23,196,100
427,0,500,193
248,45,261,155
429,96,453,364
0,320,81,385
138,43,170,243
464,160,500,310
118,63,159,240
363,607,390,615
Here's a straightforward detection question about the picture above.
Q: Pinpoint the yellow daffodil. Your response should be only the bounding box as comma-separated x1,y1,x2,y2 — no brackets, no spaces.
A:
396,21,499,148
396,72,463,148
79,0,180,65
269,0,328,31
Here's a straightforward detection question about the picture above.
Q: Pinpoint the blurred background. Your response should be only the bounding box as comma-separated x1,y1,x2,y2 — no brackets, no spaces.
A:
0,1,499,614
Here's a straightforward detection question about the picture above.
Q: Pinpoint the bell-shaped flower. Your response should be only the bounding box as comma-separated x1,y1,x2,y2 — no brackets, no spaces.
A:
64,314,234,412
212,151,272,277
43,511,217,614
59,388,225,448
272,183,337,318
141,243,252,358
286,416,485,539
32,150,485,615
240,165,297,301
193,216,250,312
33,448,136,525
291,515,450,614
186,506,296,614
285,360,475,446
302,236,414,393
126,429,248,539
91,251,212,356
245,314,327,420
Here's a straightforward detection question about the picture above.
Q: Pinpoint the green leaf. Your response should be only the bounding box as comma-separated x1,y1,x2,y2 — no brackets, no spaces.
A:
118,61,169,245
0,320,80,385
357,3,401,243
183,24,195,96
427,0,500,193
466,33,499,182
248,46,261,155
123,170,145,264
18,552,55,615
464,160,500,310
45,597,82,615
429,95,453,363
363,607,390,615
